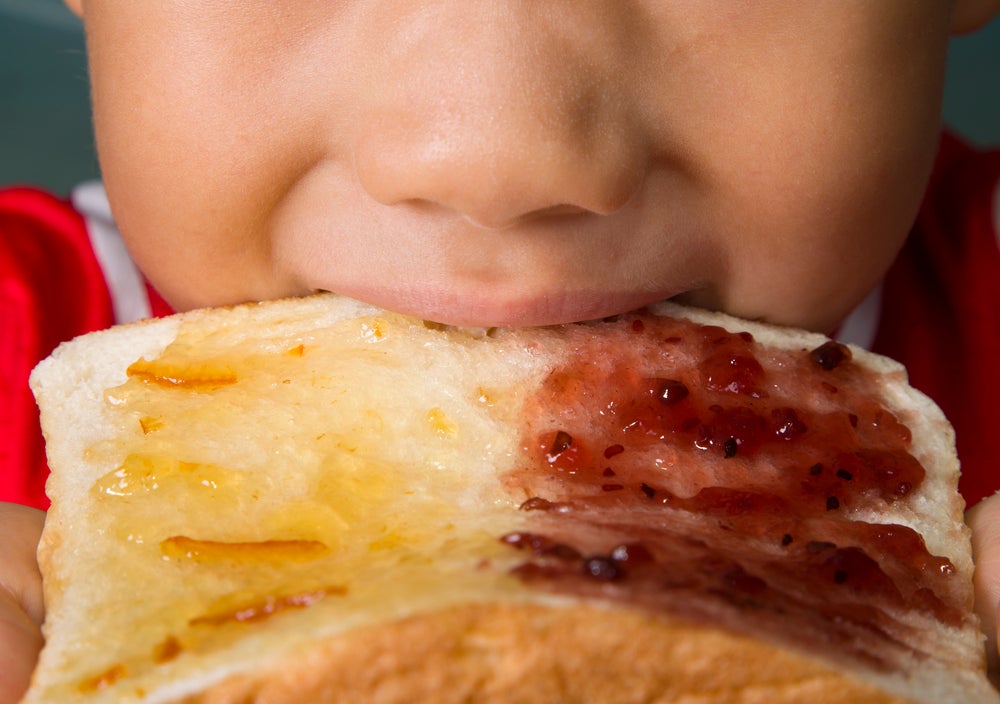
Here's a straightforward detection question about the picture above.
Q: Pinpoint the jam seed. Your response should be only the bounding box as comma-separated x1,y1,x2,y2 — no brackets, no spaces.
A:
772,407,807,440
810,341,852,371
519,497,555,512
501,532,582,560
655,379,690,406
583,556,622,581
723,437,739,458
603,444,625,459
547,430,573,457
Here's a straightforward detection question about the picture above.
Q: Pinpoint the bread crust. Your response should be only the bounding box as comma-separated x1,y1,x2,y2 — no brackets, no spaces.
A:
183,602,912,704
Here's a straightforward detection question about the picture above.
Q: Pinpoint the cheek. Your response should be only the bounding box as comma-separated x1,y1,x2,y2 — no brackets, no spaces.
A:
682,11,947,331
95,129,309,311
700,139,935,333
85,5,336,310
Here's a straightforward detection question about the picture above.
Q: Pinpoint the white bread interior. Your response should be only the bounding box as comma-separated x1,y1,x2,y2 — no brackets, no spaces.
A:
23,293,998,704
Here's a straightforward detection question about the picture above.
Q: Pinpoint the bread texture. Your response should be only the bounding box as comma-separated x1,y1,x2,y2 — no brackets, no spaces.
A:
24,293,998,703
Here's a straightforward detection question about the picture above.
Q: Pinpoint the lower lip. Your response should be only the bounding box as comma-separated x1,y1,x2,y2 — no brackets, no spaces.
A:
326,286,679,327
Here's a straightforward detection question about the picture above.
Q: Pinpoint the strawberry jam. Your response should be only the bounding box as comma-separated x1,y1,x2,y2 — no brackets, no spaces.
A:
502,310,963,671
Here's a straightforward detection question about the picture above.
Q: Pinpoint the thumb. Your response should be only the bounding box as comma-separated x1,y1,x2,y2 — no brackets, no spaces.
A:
967,492,1000,679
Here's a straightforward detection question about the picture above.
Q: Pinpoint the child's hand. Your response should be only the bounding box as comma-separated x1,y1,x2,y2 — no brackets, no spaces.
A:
968,494,1000,679
0,503,45,704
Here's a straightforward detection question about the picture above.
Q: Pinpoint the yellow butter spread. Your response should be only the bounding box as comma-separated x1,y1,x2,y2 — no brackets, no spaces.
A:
64,312,548,701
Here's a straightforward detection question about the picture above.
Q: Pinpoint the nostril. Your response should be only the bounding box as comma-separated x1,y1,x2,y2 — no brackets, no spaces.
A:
457,203,590,231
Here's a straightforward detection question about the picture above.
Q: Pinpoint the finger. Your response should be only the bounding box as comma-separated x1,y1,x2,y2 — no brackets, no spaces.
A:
0,503,45,623
0,588,44,704
967,492,1000,676
0,502,46,704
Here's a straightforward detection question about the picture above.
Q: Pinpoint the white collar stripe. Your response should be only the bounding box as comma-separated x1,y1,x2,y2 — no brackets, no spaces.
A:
71,181,152,324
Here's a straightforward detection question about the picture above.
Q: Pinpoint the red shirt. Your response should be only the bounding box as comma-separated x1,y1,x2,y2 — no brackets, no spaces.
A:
0,184,172,509
870,133,1000,506
1,135,998,510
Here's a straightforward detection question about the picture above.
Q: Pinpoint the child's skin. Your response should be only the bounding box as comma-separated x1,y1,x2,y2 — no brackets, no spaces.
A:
3,1,1000,699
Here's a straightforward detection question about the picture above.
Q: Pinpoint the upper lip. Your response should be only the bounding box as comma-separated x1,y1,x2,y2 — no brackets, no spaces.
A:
285,168,707,327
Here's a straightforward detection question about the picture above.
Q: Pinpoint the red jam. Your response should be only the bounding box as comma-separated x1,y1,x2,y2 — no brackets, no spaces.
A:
502,311,963,671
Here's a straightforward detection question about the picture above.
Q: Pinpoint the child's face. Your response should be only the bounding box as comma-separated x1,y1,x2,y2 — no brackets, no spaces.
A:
72,2,959,331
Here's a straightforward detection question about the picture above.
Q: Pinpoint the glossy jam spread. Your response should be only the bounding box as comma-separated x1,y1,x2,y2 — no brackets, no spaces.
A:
502,311,962,670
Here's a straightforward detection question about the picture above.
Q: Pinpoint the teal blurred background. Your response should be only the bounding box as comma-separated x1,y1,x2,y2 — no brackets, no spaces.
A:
1,0,999,195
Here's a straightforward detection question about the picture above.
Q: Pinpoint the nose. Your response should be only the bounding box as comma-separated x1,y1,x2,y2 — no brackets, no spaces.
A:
351,5,649,229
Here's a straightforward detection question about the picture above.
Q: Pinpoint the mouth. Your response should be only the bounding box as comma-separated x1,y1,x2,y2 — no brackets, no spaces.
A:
281,167,713,329
318,285,681,328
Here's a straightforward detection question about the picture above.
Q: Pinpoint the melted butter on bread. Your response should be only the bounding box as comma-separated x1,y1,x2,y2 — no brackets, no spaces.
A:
58,312,547,702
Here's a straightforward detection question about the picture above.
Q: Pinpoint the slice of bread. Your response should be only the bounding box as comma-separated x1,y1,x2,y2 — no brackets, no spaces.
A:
24,293,998,703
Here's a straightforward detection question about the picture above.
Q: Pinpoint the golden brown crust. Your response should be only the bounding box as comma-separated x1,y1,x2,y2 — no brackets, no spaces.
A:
185,602,912,704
